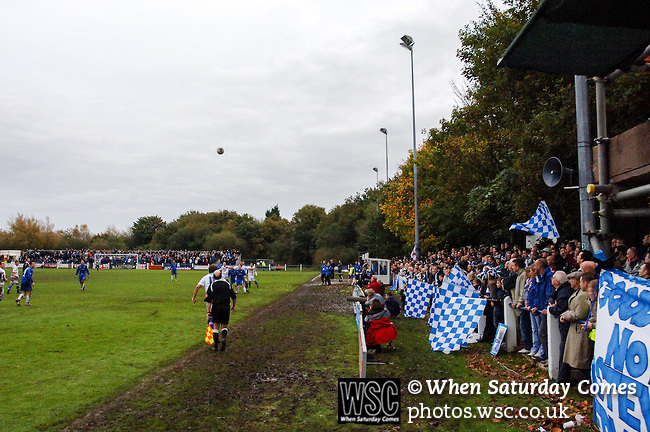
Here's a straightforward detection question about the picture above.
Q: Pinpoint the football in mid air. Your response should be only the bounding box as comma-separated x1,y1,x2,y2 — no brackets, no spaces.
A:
217,147,224,155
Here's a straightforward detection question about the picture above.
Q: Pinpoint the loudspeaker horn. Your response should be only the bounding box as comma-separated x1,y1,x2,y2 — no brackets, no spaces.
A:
542,157,574,187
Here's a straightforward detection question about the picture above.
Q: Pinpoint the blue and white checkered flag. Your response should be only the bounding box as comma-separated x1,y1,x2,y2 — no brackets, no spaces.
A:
429,281,486,354
448,266,479,298
404,279,435,319
509,200,559,239
429,266,478,327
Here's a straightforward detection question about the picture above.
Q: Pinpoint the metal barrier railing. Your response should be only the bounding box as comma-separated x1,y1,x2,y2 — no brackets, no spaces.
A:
353,301,367,378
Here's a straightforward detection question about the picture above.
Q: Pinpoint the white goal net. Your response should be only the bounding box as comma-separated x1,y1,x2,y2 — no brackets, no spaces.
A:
93,253,140,269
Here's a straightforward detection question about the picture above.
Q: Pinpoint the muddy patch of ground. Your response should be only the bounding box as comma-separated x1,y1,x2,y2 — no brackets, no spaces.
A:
61,279,356,432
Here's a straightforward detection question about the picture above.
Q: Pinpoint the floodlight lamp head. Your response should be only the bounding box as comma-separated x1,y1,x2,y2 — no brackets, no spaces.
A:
380,128,387,135
373,167,379,173
400,35,414,50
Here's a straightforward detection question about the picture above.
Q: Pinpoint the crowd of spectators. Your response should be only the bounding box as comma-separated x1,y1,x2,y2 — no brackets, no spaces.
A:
15,249,241,267
138,250,240,266
19,249,90,265
390,233,650,382
391,235,650,285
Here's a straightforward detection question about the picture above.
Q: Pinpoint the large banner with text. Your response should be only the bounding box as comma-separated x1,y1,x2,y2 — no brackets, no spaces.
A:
592,269,650,432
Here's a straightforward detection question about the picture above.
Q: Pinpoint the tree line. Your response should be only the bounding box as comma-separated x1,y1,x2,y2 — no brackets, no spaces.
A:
0,195,403,265
2,0,648,262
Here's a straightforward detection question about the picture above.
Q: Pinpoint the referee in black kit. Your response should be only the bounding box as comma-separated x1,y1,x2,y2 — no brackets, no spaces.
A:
205,270,237,351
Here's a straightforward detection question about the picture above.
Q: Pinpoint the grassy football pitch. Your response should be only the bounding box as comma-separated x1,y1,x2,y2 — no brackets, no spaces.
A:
0,268,315,432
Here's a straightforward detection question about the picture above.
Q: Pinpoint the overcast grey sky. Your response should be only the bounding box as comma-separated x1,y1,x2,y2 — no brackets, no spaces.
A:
1,0,486,234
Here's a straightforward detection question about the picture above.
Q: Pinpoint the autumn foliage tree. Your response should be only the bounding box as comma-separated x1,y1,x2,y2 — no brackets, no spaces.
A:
382,0,650,248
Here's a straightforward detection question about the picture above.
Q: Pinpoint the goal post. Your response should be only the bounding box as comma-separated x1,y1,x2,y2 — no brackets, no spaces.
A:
93,253,140,269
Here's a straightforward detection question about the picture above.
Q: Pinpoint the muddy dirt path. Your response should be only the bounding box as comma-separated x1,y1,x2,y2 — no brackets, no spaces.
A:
61,277,357,432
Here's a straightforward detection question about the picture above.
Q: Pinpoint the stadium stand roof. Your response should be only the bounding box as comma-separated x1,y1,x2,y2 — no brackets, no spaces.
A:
497,0,650,77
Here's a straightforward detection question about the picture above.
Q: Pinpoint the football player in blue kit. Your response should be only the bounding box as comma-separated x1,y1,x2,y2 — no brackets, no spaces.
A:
16,260,36,306
76,260,90,291
233,262,249,294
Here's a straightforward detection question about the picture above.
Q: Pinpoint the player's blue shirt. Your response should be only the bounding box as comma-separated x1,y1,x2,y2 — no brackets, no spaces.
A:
76,264,89,280
234,268,246,283
170,262,177,274
21,267,34,286
321,264,328,274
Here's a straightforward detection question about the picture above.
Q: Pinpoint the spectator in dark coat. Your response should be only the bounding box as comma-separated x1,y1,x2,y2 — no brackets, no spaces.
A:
548,271,574,382
385,292,400,317
492,277,505,329
502,260,517,298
